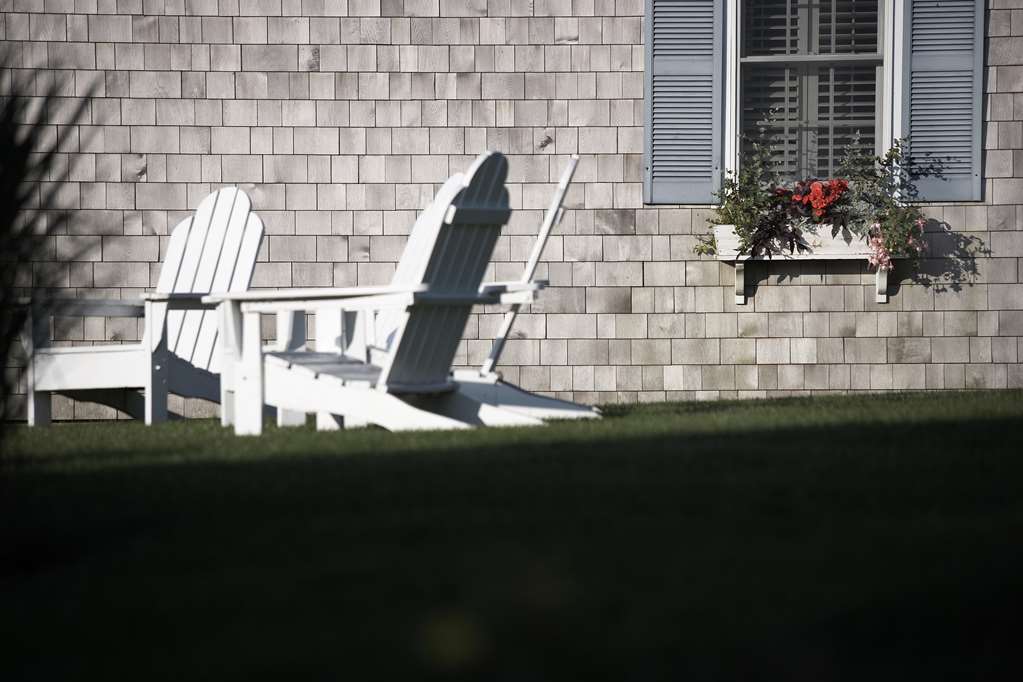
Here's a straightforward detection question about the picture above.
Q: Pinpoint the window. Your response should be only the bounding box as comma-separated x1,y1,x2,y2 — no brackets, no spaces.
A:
740,0,882,179
644,0,984,205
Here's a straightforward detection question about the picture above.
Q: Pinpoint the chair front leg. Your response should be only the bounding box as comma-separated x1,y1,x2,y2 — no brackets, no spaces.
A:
144,300,169,425
234,308,265,436
27,388,52,427
275,310,307,427
23,305,52,427
218,301,244,427
315,309,344,431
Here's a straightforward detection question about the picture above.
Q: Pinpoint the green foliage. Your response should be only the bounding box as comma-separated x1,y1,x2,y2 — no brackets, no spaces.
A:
692,232,717,256
837,139,928,264
709,136,792,257
702,131,933,268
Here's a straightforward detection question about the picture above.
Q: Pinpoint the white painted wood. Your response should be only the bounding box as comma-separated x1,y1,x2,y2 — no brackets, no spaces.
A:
235,309,265,436
734,262,746,305
426,389,545,427
25,188,264,426
165,189,260,374
481,155,577,376
213,153,597,435
452,370,601,422
23,307,50,426
876,268,889,304
724,0,741,175
219,300,243,427
272,310,308,427
714,224,892,306
34,346,150,391
53,300,147,316
313,307,344,431
214,153,506,434
890,0,905,144
262,355,471,431
713,224,878,260
376,152,509,393
144,299,169,425
349,175,469,366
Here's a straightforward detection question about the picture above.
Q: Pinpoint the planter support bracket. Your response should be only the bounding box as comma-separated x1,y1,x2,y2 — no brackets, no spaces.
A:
734,262,746,305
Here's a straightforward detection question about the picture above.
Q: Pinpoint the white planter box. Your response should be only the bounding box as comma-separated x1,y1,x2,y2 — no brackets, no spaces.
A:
712,224,890,305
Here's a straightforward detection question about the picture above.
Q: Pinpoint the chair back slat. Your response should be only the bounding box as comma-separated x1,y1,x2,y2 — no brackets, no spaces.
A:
378,152,509,391
345,173,466,364
156,217,193,294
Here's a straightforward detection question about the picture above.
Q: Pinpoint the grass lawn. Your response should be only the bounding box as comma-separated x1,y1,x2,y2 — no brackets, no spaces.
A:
3,391,1023,680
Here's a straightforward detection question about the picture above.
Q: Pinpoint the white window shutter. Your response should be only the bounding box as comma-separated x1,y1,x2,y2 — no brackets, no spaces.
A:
644,0,725,205
902,0,984,202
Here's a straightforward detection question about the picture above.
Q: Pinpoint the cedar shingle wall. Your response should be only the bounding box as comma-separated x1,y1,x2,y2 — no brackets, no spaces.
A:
2,0,1021,419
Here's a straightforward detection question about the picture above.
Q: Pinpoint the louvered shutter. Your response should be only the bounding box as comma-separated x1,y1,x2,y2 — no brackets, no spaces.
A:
644,0,724,204
902,0,984,202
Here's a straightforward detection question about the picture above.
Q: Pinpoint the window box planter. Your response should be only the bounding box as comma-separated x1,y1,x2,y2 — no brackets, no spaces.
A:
712,224,890,306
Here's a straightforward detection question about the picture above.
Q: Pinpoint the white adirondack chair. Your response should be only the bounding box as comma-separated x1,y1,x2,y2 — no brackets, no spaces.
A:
340,155,599,423
207,152,549,436
22,187,263,426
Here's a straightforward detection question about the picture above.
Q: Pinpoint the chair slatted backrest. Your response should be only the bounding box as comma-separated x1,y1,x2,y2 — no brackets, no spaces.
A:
343,172,468,365
378,152,510,392
348,155,577,373
155,188,263,373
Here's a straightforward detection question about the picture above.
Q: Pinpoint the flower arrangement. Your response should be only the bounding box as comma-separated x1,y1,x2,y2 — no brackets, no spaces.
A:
697,136,928,272
789,178,849,220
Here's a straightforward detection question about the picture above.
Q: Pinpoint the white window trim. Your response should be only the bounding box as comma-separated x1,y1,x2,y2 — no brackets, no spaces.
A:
723,0,902,177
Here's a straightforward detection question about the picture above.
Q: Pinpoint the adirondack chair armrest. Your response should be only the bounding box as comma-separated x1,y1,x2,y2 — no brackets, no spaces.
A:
20,297,148,318
205,285,429,315
140,292,217,310
15,297,149,353
477,280,546,305
478,281,547,295
203,284,427,306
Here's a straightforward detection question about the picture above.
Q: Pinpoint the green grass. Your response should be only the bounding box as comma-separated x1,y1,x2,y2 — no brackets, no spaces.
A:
3,391,1023,680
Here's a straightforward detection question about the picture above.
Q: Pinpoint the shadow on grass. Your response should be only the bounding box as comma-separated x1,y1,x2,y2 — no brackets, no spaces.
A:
3,403,1023,681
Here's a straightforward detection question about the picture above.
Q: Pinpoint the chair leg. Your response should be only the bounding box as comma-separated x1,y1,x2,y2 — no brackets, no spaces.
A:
221,389,235,427
28,389,51,427
145,300,169,426
145,368,169,426
234,311,265,436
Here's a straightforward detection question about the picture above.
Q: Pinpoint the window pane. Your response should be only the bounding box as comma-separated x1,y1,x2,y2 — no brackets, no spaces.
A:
818,0,879,54
743,0,799,56
741,63,876,178
743,0,881,56
816,65,877,175
741,64,804,178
